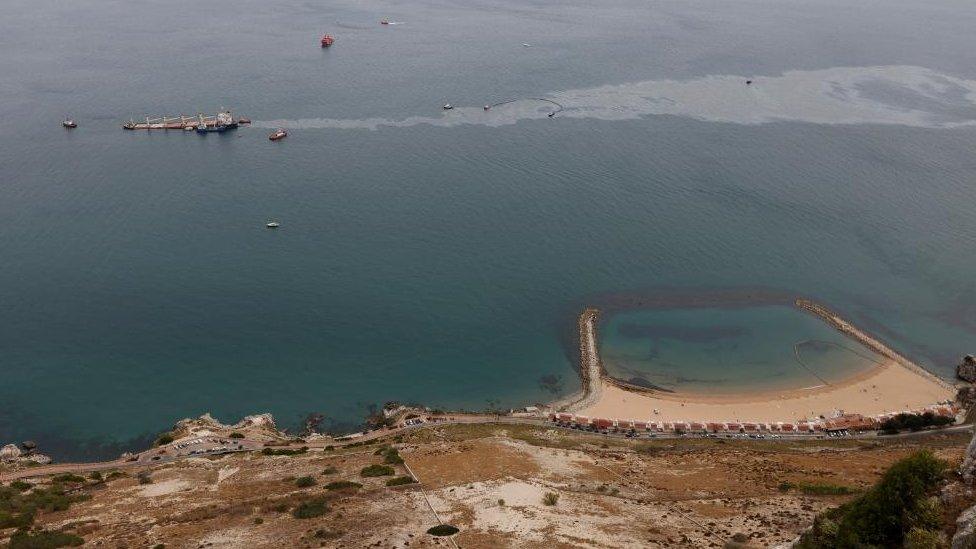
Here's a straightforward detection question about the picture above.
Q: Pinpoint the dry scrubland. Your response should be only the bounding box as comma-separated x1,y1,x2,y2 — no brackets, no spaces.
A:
2,424,970,548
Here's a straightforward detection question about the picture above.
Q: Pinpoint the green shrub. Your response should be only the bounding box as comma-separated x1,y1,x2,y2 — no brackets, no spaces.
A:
51,474,85,484
797,482,855,496
313,528,343,539
105,471,126,480
10,481,32,492
292,498,328,519
427,524,459,536
905,527,944,549
253,517,264,525
778,481,794,492
373,446,405,465
385,476,416,486
497,499,505,506
137,472,152,485
153,544,166,549
8,529,84,549
272,503,289,513
0,484,91,529
324,481,361,491
880,412,954,434
542,492,559,506
155,433,174,446
87,472,102,482
360,464,394,477
294,476,316,488
797,451,947,548
321,466,338,475
229,432,245,439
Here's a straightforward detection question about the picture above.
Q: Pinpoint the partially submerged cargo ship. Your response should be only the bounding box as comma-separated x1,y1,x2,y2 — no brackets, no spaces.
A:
122,110,249,131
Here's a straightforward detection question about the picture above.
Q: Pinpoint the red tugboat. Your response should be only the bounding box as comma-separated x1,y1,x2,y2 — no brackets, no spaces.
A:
320,34,334,47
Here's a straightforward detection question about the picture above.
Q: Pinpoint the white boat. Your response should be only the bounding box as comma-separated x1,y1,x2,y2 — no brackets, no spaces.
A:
443,104,453,110
266,222,280,229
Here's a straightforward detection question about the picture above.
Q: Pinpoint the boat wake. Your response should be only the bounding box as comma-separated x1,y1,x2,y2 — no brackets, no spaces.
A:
253,65,976,131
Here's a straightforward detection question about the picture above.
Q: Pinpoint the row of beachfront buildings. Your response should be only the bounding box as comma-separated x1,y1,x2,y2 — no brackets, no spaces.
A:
549,402,959,435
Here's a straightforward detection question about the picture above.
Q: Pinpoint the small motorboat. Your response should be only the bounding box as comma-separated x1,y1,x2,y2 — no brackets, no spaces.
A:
266,221,280,229
237,117,251,125
380,19,390,25
321,34,334,47
483,105,491,111
269,129,288,141
62,118,77,128
443,104,453,110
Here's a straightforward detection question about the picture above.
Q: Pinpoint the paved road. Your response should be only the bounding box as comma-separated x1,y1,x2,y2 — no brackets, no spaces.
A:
3,417,971,482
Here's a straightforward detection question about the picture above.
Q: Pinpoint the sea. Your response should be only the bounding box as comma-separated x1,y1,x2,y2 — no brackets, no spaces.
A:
2,0,976,460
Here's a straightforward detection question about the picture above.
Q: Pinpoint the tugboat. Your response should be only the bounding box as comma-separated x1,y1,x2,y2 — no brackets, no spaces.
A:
62,117,77,129
269,129,288,141
321,34,334,47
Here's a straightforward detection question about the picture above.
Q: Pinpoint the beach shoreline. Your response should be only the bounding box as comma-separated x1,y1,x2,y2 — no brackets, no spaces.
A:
552,299,959,426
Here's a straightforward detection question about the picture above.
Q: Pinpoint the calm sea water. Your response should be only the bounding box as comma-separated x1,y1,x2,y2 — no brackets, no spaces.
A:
2,0,976,459
600,305,884,394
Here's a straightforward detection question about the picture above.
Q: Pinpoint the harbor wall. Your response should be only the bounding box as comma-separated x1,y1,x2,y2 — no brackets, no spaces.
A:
794,298,955,392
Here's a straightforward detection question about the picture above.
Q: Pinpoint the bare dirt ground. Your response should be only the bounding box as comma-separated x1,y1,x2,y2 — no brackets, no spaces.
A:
3,425,969,548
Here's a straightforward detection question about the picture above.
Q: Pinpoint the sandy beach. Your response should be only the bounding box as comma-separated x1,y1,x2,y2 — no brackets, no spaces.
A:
565,302,958,425
579,358,955,424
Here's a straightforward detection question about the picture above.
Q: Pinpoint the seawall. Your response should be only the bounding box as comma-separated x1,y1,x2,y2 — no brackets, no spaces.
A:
794,298,955,392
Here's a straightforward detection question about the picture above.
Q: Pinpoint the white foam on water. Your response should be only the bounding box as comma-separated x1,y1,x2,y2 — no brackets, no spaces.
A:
254,66,976,131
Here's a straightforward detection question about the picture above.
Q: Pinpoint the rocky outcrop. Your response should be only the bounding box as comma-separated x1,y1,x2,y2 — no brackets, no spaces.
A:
0,442,50,466
953,426,976,548
961,427,976,484
959,355,976,383
0,443,22,461
171,412,283,441
234,413,276,430
953,505,976,549
23,453,51,465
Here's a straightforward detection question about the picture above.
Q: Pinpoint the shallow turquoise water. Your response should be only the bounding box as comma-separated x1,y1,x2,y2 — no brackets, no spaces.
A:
2,0,976,459
600,305,884,394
